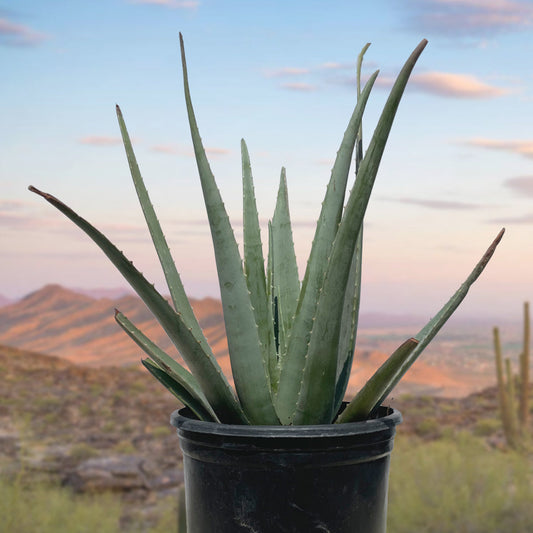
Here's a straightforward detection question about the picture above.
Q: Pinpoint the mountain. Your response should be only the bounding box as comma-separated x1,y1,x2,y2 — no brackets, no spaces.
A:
0,284,498,397
0,294,13,308
71,287,133,300
0,284,228,367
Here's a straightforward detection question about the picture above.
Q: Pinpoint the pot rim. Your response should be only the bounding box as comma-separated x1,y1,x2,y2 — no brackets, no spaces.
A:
171,405,402,440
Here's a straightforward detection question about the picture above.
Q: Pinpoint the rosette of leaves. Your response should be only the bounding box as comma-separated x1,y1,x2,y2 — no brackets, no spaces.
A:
30,35,504,425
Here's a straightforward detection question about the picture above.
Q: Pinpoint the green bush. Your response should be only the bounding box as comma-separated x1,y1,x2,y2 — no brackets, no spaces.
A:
388,433,533,533
0,477,122,533
414,416,442,438
474,418,501,437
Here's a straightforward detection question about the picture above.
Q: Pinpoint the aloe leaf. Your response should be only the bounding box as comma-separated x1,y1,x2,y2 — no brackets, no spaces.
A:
115,310,218,421
28,185,246,425
289,40,428,425
276,68,380,424
241,139,277,392
336,338,419,423
142,359,216,422
333,43,370,413
267,220,274,308
115,105,207,346
293,39,428,424
267,221,282,382
339,228,505,423
179,34,278,425
333,227,363,413
333,46,369,414
271,168,300,361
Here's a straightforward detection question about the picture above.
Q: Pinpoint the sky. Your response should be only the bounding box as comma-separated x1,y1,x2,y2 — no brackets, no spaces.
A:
2,0,533,321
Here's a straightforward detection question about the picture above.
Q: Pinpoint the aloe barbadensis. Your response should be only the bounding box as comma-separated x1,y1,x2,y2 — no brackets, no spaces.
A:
30,35,504,425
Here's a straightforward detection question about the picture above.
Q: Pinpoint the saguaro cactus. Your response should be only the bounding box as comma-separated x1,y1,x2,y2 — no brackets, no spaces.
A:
520,302,530,427
493,302,531,450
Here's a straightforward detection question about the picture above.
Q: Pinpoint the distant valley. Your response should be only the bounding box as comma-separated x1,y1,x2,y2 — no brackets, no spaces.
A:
0,284,510,398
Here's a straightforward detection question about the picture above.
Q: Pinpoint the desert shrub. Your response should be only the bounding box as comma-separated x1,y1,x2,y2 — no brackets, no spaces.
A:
0,477,122,533
150,425,174,438
388,433,533,533
414,416,441,438
113,440,137,454
474,418,501,437
69,442,100,461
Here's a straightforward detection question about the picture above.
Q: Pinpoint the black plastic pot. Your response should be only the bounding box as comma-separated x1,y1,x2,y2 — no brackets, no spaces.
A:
171,406,401,533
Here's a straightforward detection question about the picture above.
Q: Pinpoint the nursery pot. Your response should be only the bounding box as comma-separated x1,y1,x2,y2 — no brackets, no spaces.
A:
171,406,401,533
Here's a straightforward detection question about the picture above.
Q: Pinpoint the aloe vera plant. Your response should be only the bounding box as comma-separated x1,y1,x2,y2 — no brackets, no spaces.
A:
30,36,504,426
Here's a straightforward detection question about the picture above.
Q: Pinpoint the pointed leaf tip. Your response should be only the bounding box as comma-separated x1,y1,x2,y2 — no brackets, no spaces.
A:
28,185,49,199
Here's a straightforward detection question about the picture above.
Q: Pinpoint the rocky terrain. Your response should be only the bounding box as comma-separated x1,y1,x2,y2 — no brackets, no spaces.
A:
0,343,181,530
1,341,526,530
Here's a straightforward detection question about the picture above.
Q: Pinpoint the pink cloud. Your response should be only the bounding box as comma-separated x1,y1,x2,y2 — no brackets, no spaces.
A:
397,198,480,210
410,71,510,98
152,144,181,155
465,138,533,158
281,82,317,92
411,0,533,34
151,144,230,156
79,136,122,146
0,17,48,47
315,159,335,166
318,62,354,71
504,176,533,196
205,147,231,156
265,67,311,78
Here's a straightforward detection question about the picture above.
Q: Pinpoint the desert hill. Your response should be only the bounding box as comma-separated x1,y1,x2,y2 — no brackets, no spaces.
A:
0,284,498,397
0,284,228,367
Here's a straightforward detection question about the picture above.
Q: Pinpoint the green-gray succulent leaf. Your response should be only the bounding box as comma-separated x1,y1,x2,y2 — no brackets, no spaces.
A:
336,338,419,423
290,39,428,425
271,168,300,361
180,34,278,425
115,105,207,347
275,68,380,424
333,46,369,414
142,359,217,422
333,227,363,413
241,139,278,393
339,228,505,422
28,185,247,425
115,310,218,421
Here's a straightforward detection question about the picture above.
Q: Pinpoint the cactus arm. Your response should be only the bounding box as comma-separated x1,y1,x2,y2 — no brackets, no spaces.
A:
271,168,300,362
28,185,247,424
494,327,509,425
115,104,207,347
142,359,217,422
293,40,428,425
505,357,519,435
275,68,379,424
115,310,218,421
179,34,278,425
494,327,519,447
520,301,530,427
340,228,505,423
337,338,419,423
241,139,278,392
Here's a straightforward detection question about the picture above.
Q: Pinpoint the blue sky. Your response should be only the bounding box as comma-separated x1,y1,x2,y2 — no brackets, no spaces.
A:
2,0,533,320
